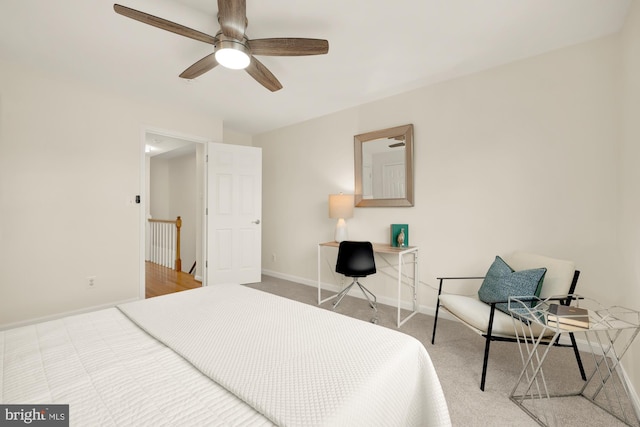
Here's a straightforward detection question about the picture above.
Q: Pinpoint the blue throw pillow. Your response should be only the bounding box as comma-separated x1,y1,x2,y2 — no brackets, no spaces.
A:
478,256,546,314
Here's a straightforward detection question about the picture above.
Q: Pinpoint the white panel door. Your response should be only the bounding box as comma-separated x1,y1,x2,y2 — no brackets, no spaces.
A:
382,162,405,198
207,142,262,285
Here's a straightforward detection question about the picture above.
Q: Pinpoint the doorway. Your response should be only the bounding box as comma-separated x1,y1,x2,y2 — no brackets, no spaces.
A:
139,132,264,298
141,128,208,298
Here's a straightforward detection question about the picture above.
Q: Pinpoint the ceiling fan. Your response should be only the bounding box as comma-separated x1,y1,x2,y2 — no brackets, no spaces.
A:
114,1,329,91
388,136,405,148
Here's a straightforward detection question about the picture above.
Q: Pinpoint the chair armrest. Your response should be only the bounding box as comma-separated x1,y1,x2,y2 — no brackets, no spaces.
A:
435,276,485,296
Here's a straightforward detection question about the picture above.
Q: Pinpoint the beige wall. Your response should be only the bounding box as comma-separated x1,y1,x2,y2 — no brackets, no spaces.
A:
168,152,197,273
0,60,222,326
619,0,640,400
256,34,620,301
150,156,171,218
149,152,198,272
255,30,638,389
224,128,254,146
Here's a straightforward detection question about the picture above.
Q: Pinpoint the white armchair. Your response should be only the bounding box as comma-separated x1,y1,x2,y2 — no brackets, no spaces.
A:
431,252,586,391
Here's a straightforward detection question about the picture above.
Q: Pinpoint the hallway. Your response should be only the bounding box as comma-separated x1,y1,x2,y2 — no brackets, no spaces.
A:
145,261,201,298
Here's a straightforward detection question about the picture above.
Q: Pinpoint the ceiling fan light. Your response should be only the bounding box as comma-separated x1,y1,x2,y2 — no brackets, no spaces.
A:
215,40,251,70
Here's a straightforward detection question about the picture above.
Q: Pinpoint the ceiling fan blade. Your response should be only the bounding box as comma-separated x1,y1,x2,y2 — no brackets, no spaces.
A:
248,38,329,56
217,0,247,40
245,57,282,92
179,53,219,79
114,4,216,45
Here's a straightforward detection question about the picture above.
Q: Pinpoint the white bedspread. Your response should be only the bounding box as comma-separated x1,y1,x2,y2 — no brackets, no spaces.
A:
118,284,451,427
1,307,273,426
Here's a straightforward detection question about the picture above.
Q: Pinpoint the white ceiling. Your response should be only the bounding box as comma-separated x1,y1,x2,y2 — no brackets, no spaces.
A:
0,0,632,135
146,132,196,158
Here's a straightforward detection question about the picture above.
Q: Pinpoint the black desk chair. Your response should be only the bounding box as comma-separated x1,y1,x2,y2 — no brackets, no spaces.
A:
333,241,378,322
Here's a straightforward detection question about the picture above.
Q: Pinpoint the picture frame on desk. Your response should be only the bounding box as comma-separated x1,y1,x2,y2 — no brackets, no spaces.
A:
390,224,409,247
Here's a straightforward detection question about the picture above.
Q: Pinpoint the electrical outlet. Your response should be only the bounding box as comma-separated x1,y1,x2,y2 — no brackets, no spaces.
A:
87,276,96,289
272,253,277,262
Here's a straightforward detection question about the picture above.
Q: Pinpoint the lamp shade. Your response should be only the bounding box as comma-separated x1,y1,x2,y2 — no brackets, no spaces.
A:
328,194,354,219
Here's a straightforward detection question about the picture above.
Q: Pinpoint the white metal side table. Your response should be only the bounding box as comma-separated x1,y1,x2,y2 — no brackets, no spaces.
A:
508,295,640,427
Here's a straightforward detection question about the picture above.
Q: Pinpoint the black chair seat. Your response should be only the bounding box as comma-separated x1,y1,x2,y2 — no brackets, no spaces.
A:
333,241,378,323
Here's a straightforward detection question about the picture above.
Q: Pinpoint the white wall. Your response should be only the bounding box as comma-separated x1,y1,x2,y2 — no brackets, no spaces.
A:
224,128,253,146
0,60,222,326
619,0,640,401
149,152,198,273
168,152,197,273
150,156,171,218
255,33,636,384
256,34,620,301
149,146,207,278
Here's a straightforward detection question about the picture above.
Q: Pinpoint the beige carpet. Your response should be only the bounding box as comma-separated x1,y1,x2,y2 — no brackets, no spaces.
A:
246,275,639,427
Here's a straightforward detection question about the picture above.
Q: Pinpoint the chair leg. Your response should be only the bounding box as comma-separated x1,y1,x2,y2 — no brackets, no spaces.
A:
431,279,444,345
356,281,377,311
569,332,587,381
431,305,441,345
480,303,497,391
480,335,492,392
332,279,356,309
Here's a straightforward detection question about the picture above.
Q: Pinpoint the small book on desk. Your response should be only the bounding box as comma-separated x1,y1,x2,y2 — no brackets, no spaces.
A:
547,304,590,329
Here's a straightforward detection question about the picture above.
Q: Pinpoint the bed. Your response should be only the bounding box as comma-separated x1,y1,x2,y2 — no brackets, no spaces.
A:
1,284,451,426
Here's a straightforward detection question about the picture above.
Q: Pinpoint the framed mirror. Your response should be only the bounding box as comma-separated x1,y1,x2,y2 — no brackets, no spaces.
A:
354,124,414,207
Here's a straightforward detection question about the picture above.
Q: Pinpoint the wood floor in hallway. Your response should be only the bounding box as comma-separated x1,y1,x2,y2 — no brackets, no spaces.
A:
145,261,201,298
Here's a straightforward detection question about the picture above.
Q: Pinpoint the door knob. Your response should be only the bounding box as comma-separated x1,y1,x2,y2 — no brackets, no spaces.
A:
252,219,261,224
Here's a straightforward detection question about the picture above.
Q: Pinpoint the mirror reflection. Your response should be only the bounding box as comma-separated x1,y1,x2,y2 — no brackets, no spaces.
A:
354,124,414,207
361,136,406,199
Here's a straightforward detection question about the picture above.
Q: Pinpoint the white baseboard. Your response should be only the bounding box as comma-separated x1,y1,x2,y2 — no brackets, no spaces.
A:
569,334,640,420
261,269,438,315
262,269,319,288
618,362,640,422
0,297,141,331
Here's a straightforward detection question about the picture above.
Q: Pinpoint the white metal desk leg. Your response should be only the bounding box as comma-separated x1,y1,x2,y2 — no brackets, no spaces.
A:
397,248,419,328
317,243,341,305
397,251,402,327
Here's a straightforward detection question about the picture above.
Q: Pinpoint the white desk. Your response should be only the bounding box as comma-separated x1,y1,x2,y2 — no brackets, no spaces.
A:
317,241,419,327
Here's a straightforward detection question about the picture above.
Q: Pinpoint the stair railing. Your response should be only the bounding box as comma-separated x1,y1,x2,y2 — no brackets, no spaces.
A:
147,216,182,271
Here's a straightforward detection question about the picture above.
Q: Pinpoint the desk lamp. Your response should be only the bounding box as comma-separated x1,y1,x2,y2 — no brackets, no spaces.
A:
329,194,354,242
